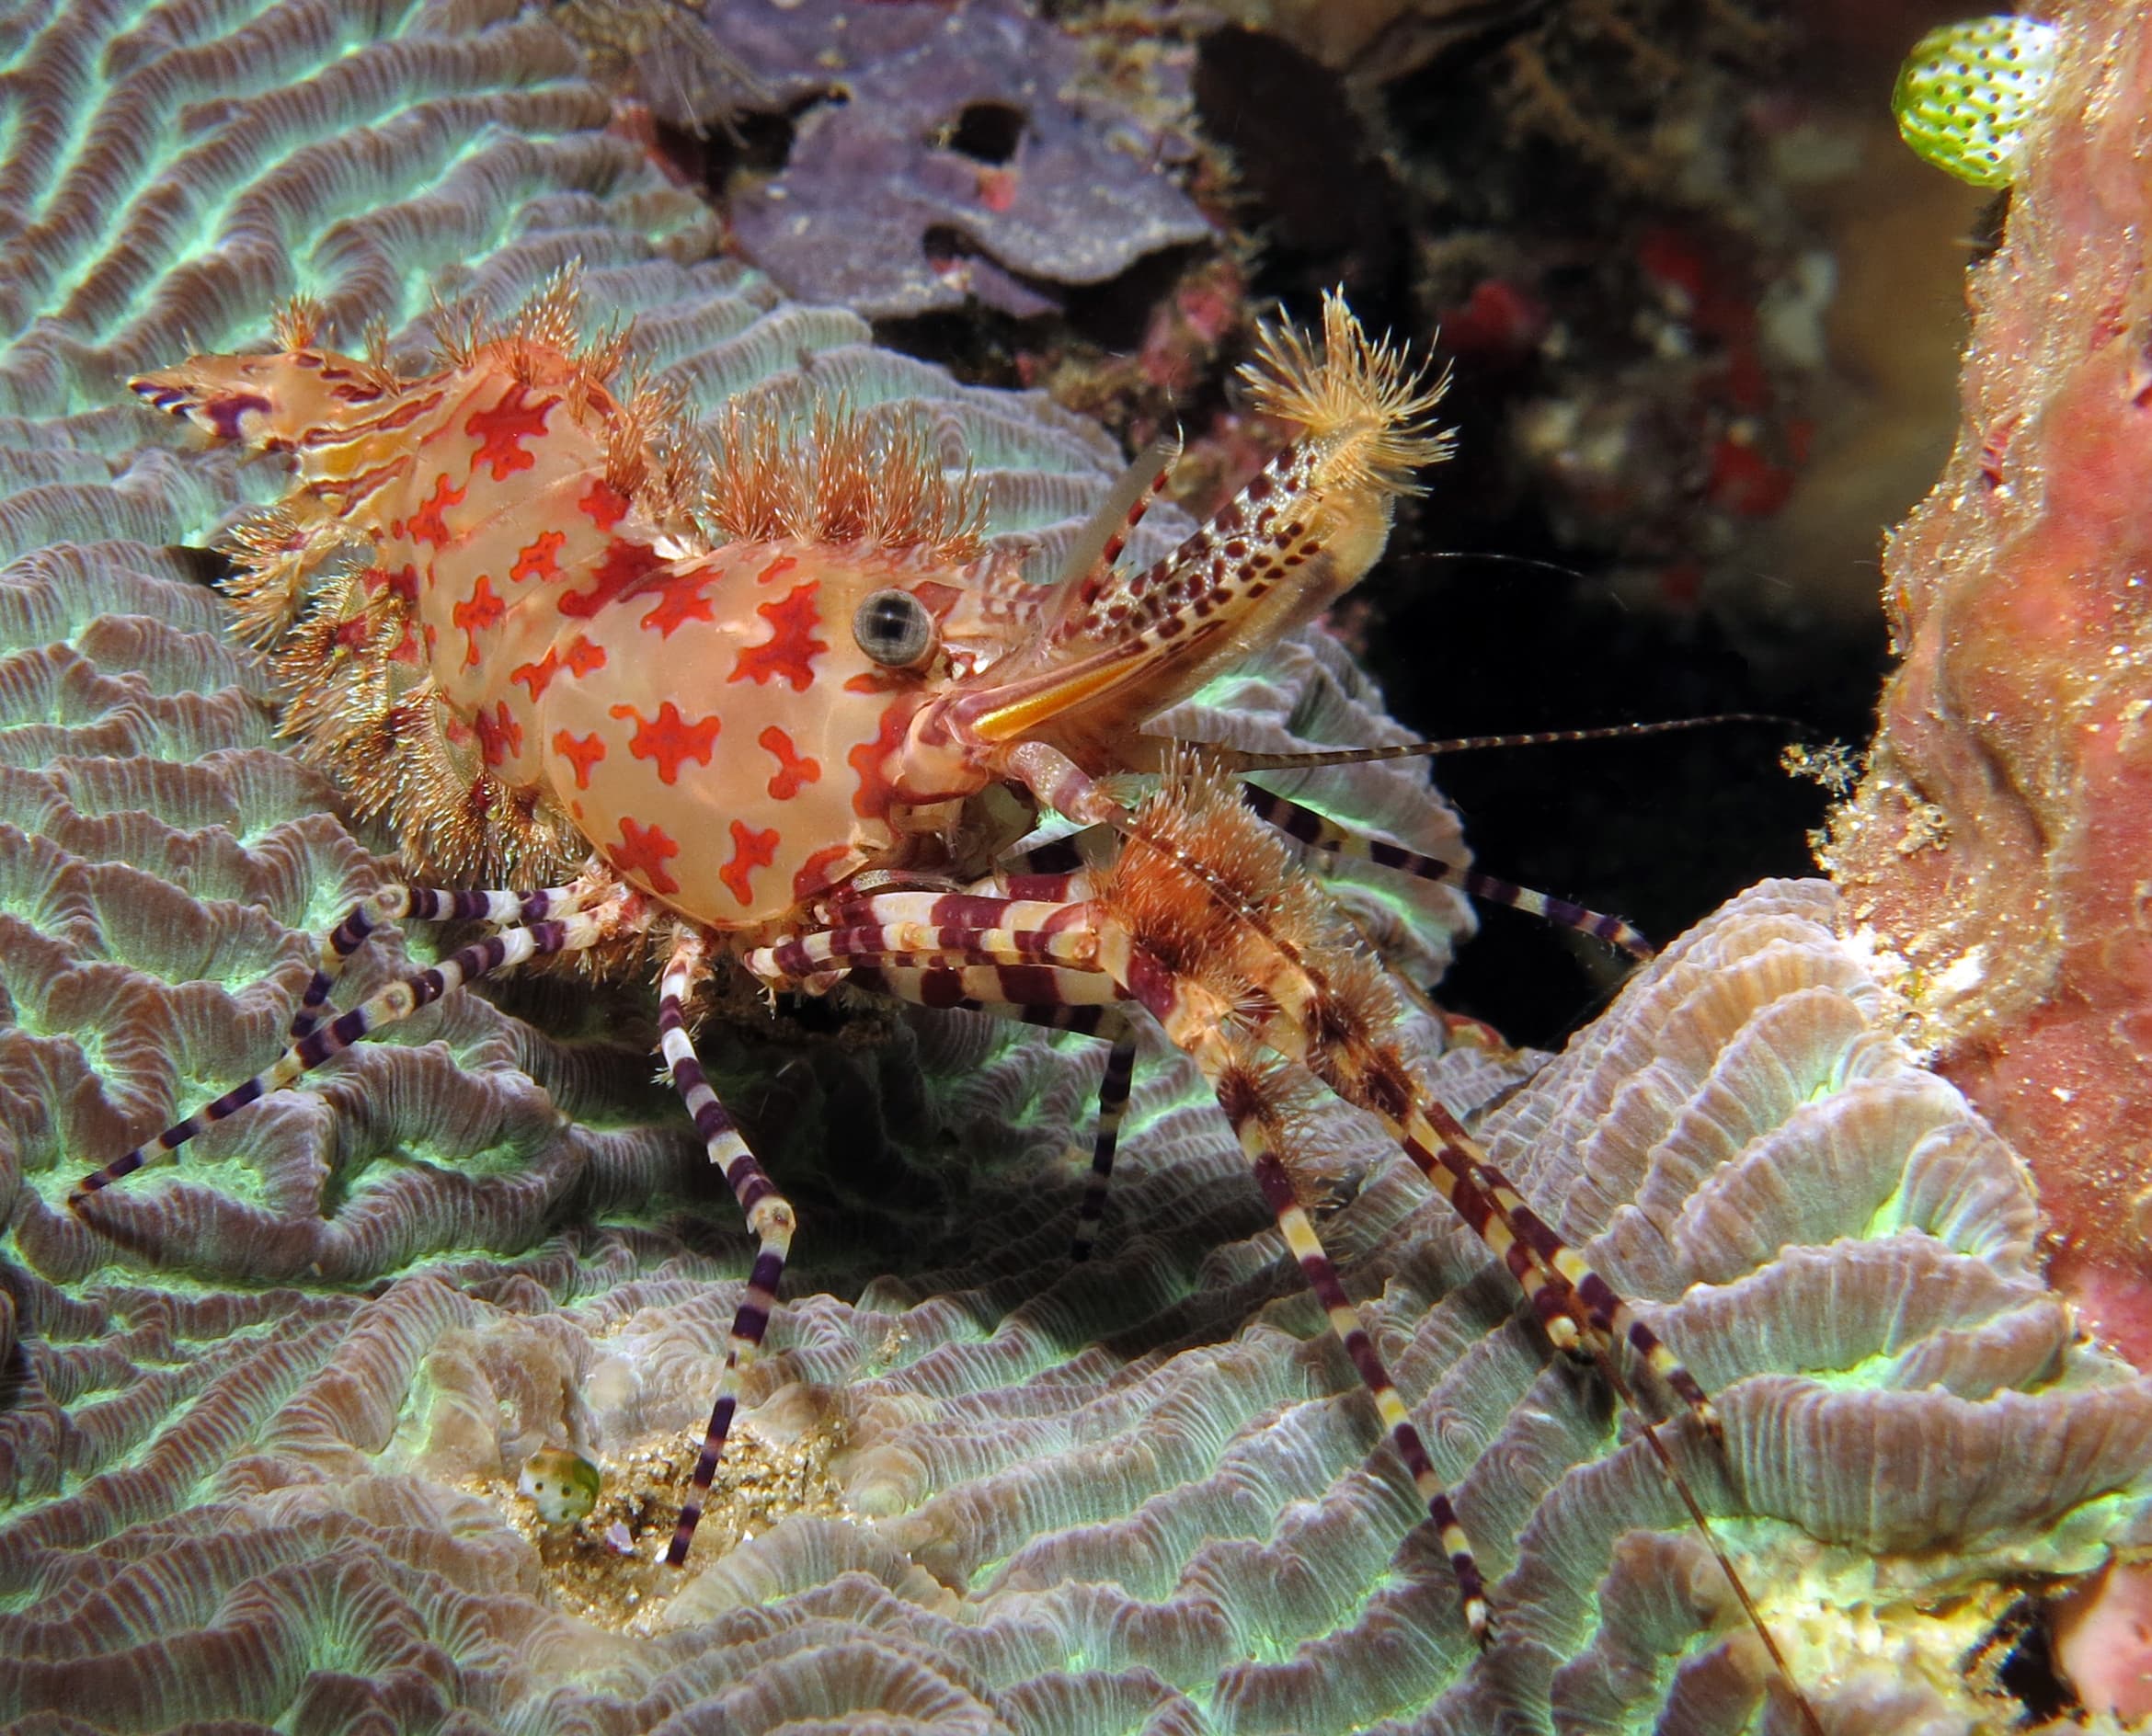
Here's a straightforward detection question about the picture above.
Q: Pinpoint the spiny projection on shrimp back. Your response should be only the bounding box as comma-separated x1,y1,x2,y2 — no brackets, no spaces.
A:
91,278,1818,1726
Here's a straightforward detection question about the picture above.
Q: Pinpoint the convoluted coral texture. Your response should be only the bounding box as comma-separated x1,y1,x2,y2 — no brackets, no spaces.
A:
11,855,2151,1731
2,4,2146,1734
658,0,1215,318
1823,0,2152,1364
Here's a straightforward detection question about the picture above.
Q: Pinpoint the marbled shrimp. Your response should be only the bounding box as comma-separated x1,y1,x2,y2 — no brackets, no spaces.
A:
73,274,1813,1708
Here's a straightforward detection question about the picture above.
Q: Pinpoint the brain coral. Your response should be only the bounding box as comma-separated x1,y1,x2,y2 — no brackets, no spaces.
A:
1,3,2149,1734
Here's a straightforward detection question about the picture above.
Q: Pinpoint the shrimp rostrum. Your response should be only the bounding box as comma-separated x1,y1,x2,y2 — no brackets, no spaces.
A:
83,280,1750,1656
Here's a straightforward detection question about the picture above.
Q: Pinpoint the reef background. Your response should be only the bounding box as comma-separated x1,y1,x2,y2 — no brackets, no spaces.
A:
0,1,2149,1732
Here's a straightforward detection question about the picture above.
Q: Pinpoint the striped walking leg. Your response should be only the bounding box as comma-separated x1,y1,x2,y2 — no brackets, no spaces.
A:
990,742,1597,1348
1248,999,1592,1352
746,896,1104,989
755,885,1693,1621
70,900,620,1205
1107,940,1493,1644
288,875,599,1040
657,932,798,1569
1002,738,1711,1430
1070,1024,1138,1261
1420,1094,1715,1429
1246,996,1715,1429
798,898,1495,1639
1239,782,1654,960
841,960,1139,1261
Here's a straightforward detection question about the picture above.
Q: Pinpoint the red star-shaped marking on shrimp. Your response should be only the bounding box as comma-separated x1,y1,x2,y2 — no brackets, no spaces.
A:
557,538,664,619
552,728,605,790
509,530,567,585
757,725,820,801
578,477,629,531
407,471,465,546
719,818,780,908
637,565,717,639
728,581,826,691
465,384,556,482
848,699,910,820
607,814,681,896
509,646,560,703
611,700,720,785
473,701,523,768
452,574,506,668
511,632,605,702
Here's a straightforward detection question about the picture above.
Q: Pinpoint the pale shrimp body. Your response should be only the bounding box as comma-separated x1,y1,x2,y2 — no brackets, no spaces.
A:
370,363,637,787
532,536,985,924
131,289,1016,916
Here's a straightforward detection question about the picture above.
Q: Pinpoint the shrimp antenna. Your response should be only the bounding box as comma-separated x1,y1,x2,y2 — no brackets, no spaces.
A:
1213,713,1806,772
1389,549,1596,583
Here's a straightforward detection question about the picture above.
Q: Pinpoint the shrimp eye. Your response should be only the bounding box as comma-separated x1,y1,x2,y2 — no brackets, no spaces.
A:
853,588,937,669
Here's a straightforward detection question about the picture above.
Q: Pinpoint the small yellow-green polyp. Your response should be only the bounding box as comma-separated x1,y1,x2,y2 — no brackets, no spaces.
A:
1891,15,2060,187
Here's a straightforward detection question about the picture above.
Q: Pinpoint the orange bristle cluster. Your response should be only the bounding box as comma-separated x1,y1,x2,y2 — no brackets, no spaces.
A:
1240,288,1456,497
1097,748,1411,1167
699,395,988,565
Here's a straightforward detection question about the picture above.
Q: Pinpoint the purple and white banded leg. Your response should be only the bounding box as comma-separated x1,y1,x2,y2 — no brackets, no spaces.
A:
1236,782,1654,959
289,874,603,1040
748,896,1494,1642
853,955,1141,1262
657,930,797,1569
994,743,1678,1370
69,885,623,1205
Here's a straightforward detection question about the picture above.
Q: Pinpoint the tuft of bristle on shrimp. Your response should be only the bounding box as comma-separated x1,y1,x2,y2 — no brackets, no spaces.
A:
270,295,327,353
1240,287,1455,497
699,395,988,565
428,266,629,390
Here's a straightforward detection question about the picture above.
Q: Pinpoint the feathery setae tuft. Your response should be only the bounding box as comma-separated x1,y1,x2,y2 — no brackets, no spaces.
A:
1240,289,1454,496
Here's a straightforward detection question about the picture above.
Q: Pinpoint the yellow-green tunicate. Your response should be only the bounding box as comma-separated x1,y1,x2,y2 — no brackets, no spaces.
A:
1892,15,2059,186
519,1446,602,1524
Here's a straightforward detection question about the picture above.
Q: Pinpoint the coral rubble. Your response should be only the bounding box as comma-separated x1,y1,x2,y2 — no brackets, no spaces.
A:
1825,0,2152,1365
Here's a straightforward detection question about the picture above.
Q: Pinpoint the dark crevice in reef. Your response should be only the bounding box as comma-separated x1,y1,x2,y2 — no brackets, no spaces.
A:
1182,6,1894,1048
665,87,850,177
937,99,1026,166
871,241,1219,398
1356,552,1887,1045
1190,27,1412,317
